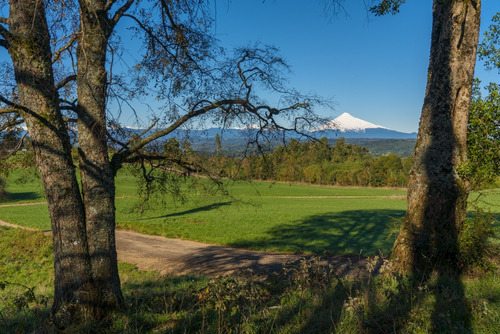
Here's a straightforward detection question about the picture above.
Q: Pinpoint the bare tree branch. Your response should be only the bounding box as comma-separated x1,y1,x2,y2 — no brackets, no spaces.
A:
111,0,134,26
0,17,9,25
0,39,8,49
0,107,19,115
52,34,78,63
2,130,28,159
127,119,160,145
0,24,11,41
159,0,181,31
111,98,246,166
0,118,23,132
123,7,201,72
63,116,77,123
55,75,77,90
158,0,202,69
104,0,117,11
107,132,129,150
0,94,46,122
122,13,176,60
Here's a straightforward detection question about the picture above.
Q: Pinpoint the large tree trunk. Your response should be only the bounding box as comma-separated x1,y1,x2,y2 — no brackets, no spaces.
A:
7,0,93,315
76,0,124,311
391,0,481,275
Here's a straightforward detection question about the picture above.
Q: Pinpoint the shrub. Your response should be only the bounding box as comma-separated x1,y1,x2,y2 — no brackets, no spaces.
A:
0,176,5,200
458,211,497,272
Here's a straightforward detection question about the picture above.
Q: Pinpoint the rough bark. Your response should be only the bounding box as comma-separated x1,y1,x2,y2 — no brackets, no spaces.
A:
7,0,93,314
76,0,123,310
391,0,481,275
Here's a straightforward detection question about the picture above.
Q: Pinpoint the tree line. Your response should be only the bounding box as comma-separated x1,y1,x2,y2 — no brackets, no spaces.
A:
205,137,412,188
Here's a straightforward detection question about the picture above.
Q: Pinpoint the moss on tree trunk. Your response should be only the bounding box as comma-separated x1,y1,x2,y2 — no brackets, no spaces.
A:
391,0,481,275
7,0,94,316
76,0,124,311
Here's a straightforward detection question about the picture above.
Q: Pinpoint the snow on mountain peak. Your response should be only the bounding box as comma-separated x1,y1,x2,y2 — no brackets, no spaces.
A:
313,112,390,132
229,124,260,130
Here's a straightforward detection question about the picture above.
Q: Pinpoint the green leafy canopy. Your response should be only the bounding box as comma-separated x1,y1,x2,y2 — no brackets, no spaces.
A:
479,12,500,72
370,0,407,16
466,80,500,188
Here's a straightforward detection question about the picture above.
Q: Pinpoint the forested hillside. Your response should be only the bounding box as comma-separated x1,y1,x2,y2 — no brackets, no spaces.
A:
205,137,412,187
192,137,417,158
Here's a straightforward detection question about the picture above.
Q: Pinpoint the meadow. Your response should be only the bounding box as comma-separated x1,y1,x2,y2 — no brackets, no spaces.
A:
3,168,406,255
1,168,499,333
1,168,498,255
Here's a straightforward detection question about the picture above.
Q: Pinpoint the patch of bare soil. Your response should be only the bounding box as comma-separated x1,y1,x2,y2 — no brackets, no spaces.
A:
0,220,373,277
0,202,48,208
115,229,372,277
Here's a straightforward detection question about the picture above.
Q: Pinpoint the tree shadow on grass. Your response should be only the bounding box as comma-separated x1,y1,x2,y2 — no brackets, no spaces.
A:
468,211,500,227
119,275,208,332
117,266,363,333
2,191,42,203
224,207,476,332
230,209,406,256
137,201,232,220
357,270,474,333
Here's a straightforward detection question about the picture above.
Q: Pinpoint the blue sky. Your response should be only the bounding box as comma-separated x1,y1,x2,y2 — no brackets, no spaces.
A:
211,0,499,133
0,1,497,133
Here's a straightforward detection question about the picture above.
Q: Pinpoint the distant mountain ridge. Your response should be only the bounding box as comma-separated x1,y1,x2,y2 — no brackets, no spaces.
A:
10,113,416,157
122,112,417,142
17,113,416,143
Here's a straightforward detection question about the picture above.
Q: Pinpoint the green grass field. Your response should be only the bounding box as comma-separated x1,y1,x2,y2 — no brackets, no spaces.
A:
1,169,499,332
1,168,498,256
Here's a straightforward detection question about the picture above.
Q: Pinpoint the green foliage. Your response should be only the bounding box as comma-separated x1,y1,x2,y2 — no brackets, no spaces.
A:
479,12,500,72
63,263,500,333
370,0,407,16
340,265,500,333
466,81,500,189
192,137,416,158
469,11,500,189
344,138,416,157
0,129,35,176
210,137,412,187
0,128,23,155
0,227,53,285
1,212,500,333
0,176,5,200
458,211,497,272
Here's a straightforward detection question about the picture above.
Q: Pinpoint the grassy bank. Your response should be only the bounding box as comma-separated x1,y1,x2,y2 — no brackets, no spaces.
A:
1,226,498,333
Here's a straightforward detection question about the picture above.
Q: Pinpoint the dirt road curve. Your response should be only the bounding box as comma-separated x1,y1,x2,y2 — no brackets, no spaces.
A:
0,220,369,277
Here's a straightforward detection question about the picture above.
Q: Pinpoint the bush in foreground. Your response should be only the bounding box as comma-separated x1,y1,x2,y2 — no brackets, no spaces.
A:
0,176,5,200
458,211,498,273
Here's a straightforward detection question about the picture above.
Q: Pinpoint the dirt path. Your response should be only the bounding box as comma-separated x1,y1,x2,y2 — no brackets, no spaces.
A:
0,219,371,277
0,201,48,208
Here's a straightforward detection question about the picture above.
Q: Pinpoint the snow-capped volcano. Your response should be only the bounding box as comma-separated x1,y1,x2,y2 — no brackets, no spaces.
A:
314,112,390,132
